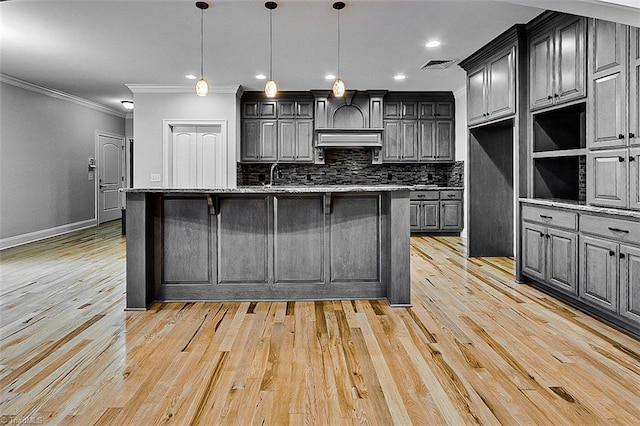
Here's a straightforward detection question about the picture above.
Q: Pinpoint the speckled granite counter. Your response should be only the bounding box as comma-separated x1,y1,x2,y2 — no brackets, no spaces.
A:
123,185,411,194
520,198,640,220
125,187,410,309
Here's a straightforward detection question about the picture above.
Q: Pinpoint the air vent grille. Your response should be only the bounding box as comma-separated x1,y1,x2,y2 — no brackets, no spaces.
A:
420,59,457,70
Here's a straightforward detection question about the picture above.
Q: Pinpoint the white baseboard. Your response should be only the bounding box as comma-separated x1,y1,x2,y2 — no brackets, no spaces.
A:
0,219,97,250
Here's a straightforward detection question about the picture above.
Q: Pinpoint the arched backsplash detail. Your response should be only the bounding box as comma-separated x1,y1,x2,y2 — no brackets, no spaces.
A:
333,104,365,128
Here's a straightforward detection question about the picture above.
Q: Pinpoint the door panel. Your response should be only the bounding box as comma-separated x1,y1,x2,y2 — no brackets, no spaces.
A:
487,47,515,119
530,32,554,110
440,201,462,231
630,148,640,210
296,120,314,162
579,235,618,313
419,120,435,160
436,121,454,160
383,120,401,161
421,201,439,231
467,67,486,124
620,245,640,325
278,120,296,161
587,149,628,208
546,228,577,295
199,127,224,187
401,121,418,161
409,202,420,231
556,17,586,103
522,222,546,281
98,133,123,223
591,72,626,149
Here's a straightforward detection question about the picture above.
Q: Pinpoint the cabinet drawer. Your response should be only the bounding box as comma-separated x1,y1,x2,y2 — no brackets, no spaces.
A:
411,191,439,200
440,190,462,200
580,214,640,243
521,205,578,230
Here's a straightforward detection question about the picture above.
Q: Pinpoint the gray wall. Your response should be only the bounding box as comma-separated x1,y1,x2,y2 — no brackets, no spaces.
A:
0,80,125,242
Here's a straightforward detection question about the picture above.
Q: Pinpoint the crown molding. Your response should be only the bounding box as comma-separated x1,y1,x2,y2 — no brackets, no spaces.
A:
0,74,126,118
126,84,241,95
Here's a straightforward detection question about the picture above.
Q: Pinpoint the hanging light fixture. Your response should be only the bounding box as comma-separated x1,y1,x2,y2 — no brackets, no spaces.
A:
264,2,278,98
332,1,346,97
195,1,209,96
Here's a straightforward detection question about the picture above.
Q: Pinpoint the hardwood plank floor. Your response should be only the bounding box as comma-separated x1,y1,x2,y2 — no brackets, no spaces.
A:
1,222,639,425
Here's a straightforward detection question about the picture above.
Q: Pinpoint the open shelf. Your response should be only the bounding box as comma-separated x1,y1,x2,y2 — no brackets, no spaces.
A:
533,155,586,201
532,103,586,153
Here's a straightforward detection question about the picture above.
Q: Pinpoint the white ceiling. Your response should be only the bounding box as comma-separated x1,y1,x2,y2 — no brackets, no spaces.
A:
1,0,638,113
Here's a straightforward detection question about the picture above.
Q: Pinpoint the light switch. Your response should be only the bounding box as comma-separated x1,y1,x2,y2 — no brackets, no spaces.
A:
88,171,94,181
150,174,161,182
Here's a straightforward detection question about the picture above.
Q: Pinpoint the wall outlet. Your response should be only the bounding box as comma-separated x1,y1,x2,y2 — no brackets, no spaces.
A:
88,171,94,181
150,174,161,182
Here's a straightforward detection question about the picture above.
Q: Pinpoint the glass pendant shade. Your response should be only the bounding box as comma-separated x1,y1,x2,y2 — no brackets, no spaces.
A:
332,78,345,97
265,80,278,98
196,78,209,96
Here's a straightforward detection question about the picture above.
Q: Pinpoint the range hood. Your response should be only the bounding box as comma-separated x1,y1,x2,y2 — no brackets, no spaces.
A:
316,128,384,148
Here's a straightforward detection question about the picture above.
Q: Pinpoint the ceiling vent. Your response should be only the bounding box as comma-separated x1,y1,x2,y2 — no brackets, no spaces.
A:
420,59,457,70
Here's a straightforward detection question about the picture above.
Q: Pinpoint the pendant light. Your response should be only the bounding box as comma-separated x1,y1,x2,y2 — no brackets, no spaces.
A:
264,2,278,98
332,1,346,97
195,1,209,96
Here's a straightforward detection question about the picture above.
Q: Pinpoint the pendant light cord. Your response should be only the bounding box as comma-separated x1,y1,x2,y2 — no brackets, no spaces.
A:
269,9,273,80
200,7,204,79
336,8,340,79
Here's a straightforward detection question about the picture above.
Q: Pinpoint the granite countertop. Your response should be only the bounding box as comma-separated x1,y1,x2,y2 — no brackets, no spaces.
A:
122,185,413,194
411,185,464,191
520,198,640,220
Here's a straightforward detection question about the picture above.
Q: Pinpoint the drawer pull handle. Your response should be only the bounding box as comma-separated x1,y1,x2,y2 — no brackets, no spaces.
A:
417,195,425,198
608,227,629,233
539,215,553,220
554,93,559,98
609,250,615,256
620,253,626,259
447,194,455,198
547,95,553,100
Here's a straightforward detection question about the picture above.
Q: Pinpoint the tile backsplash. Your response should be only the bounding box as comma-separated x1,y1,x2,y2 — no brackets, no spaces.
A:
238,148,463,187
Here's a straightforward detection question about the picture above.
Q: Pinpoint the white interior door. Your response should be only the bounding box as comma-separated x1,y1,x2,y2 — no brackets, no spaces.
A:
171,125,225,187
97,133,124,223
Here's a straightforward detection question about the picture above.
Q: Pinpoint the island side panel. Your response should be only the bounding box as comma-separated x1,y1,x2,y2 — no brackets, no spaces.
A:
387,190,411,306
273,195,325,283
125,192,155,310
217,196,270,284
157,197,214,301
329,194,381,283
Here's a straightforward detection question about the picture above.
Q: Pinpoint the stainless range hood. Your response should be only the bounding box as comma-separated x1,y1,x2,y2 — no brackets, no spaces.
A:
316,128,384,148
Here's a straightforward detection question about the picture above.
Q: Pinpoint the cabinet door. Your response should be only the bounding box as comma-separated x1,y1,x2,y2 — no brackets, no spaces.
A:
241,120,261,161
401,121,418,161
419,120,436,160
295,120,314,162
620,244,640,325
579,235,618,313
587,149,628,208
278,120,296,161
467,67,487,125
383,120,401,161
436,102,453,119
530,31,555,110
436,121,454,161
440,201,462,231
589,19,627,150
421,201,440,231
546,227,577,295
242,102,260,118
409,202,420,231
487,47,516,120
261,121,278,162
522,222,546,281
630,27,640,147
555,17,586,104
384,102,401,118
296,101,314,118
260,102,278,119
278,101,296,118
630,148,640,210
402,102,418,120
419,102,435,119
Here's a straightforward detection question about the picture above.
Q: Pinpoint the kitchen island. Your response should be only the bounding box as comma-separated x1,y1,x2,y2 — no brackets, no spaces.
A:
124,186,410,309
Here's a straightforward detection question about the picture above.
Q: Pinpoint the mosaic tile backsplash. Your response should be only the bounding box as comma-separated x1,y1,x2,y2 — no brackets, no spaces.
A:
238,148,464,187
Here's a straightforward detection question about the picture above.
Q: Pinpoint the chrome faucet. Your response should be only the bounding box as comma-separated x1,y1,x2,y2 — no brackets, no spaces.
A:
269,162,280,187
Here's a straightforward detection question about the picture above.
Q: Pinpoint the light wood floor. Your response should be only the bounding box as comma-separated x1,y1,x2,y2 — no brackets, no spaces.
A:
1,221,639,425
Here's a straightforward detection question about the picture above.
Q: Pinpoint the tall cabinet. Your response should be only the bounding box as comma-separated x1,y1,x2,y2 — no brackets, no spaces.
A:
459,24,527,257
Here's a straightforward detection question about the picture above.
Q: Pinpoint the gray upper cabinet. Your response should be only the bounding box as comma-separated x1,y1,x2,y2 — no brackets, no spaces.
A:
241,95,314,163
459,26,524,127
529,14,586,111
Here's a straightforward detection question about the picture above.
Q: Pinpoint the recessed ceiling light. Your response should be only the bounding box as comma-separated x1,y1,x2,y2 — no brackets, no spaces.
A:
185,74,197,80
255,74,266,80
325,74,336,80
121,101,134,110
426,40,441,48
394,74,406,80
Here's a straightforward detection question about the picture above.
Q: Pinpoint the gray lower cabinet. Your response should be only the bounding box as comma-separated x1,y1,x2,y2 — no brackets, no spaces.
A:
410,189,462,233
520,201,640,335
522,220,578,296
